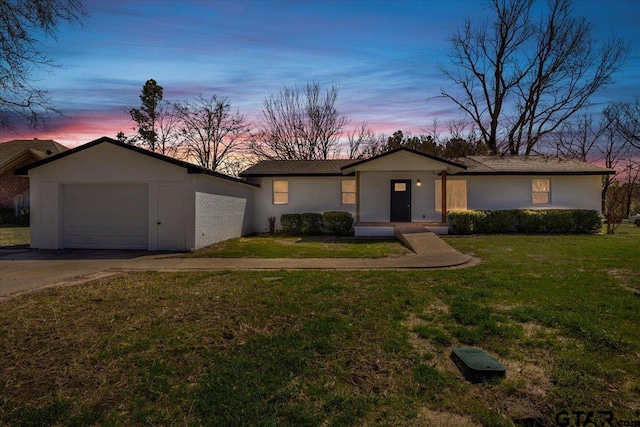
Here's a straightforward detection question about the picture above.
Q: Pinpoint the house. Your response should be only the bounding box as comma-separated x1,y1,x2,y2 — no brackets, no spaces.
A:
15,137,256,251
241,147,612,235
17,138,613,250
0,139,67,215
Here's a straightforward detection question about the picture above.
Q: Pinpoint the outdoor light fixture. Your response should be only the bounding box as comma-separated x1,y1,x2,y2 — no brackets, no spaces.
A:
416,179,422,186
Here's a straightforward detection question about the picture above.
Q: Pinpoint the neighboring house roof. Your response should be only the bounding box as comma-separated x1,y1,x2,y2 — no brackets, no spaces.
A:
0,139,68,175
453,155,615,175
240,159,356,177
14,136,259,187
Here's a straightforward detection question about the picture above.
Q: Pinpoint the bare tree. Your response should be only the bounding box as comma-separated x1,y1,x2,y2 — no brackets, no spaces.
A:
0,0,85,131
251,82,349,160
555,114,607,162
174,95,250,173
345,123,385,159
155,100,182,158
605,100,640,148
441,0,628,155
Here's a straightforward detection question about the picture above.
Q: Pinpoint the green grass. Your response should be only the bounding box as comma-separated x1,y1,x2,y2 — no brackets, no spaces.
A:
0,226,29,246
185,233,412,258
1,224,639,426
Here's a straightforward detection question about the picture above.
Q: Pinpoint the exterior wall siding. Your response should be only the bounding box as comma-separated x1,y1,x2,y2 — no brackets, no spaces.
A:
465,175,603,212
251,176,355,233
359,171,440,222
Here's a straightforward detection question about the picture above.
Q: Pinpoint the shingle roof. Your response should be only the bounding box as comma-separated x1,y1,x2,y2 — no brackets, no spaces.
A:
0,139,67,168
453,155,614,175
240,159,356,177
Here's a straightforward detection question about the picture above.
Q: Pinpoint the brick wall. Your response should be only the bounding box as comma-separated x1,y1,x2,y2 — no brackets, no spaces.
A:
0,159,31,209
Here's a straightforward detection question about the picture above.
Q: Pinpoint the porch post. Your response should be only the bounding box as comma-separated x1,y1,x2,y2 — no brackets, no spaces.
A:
355,171,360,223
441,170,447,224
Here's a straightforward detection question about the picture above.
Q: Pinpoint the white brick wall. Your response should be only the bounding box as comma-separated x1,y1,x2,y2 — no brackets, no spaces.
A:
195,192,247,249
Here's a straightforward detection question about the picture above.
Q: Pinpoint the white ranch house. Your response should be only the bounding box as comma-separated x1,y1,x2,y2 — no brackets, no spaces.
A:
17,137,612,251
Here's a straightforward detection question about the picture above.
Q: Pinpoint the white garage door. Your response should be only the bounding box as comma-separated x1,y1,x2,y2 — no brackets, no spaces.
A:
63,184,149,249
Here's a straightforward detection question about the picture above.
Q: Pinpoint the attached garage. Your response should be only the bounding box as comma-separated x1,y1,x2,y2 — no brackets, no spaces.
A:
17,137,256,251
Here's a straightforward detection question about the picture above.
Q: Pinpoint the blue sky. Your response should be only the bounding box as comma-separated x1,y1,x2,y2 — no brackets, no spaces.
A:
4,0,640,147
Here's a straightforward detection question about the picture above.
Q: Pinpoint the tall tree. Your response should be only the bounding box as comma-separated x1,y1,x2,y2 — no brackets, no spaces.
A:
251,82,349,160
129,79,163,153
441,0,628,155
0,0,85,131
174,95,250,173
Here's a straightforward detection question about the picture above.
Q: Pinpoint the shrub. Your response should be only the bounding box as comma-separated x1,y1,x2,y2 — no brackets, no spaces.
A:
449,209,601,235
476,210,517,233
514,210,546,233
322,211,353,236
447,211,485,235
280,213,302,234
267,216,276,234
300,213,323,235
572,209,602,233
17,209,30,226
0,206,15,225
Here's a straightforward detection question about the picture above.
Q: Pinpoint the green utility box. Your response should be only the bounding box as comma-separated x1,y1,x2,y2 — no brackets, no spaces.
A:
450,347,506,383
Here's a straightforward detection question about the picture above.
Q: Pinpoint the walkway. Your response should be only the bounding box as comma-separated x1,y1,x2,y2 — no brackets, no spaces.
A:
0,228,475,299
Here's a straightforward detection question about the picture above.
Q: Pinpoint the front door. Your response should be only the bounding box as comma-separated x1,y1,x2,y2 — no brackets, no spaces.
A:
390,179,411,222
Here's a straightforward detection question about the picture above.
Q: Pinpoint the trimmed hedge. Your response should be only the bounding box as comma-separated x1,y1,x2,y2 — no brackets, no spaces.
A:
300,213,323,235
322,211,354,236
280,213,302,234
448,209,601,235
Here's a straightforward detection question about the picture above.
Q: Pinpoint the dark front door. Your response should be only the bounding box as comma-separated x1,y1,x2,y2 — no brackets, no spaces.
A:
390,179,411,222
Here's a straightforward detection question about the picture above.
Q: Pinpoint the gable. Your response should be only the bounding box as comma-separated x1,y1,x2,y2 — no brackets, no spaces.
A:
15,137,257,187
341,148,466,174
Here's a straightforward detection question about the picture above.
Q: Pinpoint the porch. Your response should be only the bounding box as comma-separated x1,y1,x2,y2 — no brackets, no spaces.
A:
354,221,449,237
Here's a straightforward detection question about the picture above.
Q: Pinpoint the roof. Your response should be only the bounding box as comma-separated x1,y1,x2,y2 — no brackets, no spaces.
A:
453,155,615,175
240,148,468,177
14,136,259,187
240,159,356,177
0,139,68,174
341,147,467,172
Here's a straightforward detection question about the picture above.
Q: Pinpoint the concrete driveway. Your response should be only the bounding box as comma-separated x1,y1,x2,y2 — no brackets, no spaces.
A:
1,232,476,300
0,249,157,298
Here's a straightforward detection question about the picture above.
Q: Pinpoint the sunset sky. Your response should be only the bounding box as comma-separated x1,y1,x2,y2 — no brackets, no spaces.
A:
3,0,640,148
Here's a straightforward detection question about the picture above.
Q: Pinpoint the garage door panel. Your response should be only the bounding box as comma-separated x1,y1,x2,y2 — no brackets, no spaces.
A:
63,184,149,250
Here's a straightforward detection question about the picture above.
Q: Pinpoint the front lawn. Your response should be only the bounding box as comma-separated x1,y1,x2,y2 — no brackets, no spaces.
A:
186,234,412,258
1,225,639,426
0,226,29,247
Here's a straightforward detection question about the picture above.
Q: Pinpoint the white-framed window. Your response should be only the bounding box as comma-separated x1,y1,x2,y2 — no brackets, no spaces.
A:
435,180,467,211
273,180,288,205
532,179,550,204
341,179,356,205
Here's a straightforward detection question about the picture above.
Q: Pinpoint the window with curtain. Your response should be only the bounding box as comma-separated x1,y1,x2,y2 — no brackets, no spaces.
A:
532,179,550,204
341,180,356,204
273,180,288,204
435,180,467,211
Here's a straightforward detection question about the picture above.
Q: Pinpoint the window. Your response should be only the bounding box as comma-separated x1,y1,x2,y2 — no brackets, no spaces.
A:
435,180,467,211
532,179,550,204
273,180,288,204
341,180,356,205
394,182,407,192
